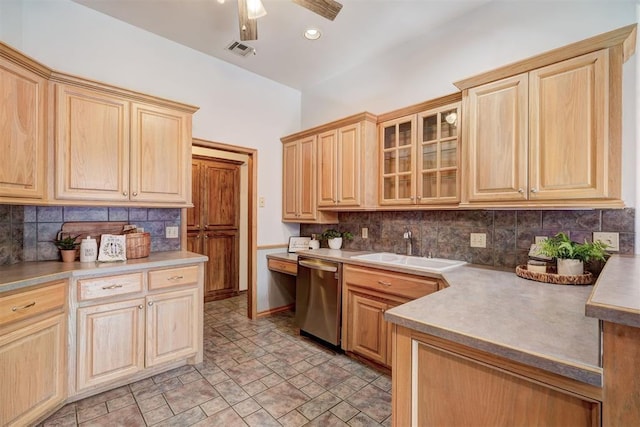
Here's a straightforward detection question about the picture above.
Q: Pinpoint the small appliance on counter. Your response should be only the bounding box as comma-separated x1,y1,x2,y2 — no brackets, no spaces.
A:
308,234,320,250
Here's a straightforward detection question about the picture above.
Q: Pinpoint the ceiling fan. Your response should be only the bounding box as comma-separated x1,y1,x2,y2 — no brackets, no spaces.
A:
238,0,343,41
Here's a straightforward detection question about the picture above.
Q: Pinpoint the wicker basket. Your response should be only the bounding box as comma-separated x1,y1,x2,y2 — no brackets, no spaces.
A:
125,232,151,259
515,265,593,285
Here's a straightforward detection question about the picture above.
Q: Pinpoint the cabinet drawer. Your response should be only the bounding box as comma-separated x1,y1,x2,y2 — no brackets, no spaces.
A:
148,265,199,291
78,273,143,301
344,265,439,300
0,282,66,327
268,258,298,276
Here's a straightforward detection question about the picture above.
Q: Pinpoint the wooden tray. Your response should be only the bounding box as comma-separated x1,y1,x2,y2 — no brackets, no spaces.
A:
515,265,593,285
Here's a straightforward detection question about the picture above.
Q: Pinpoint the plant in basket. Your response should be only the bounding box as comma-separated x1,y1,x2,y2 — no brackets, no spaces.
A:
536,232,609,275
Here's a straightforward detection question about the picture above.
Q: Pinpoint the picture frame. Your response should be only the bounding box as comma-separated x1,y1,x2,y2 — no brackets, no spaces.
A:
288,236,311,253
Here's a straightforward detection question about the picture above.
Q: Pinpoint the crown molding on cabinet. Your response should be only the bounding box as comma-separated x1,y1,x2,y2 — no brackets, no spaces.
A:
281,112,377,144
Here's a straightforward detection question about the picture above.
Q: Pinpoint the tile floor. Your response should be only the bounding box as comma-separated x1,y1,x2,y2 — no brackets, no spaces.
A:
41,295,392,426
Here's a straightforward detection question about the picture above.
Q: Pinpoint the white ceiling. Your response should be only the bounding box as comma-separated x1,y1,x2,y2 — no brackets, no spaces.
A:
72,0,492,90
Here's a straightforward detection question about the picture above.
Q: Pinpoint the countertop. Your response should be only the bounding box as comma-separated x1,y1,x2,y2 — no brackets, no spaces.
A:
586,254,640,328
0,251,208,293
288,249,602,387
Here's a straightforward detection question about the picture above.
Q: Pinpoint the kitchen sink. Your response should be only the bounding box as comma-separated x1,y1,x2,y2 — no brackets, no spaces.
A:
352,252,466,272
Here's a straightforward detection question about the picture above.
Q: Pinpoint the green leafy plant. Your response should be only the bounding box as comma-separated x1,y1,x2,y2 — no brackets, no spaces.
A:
537,232,608,262
321,229,353,241
53,234,81,250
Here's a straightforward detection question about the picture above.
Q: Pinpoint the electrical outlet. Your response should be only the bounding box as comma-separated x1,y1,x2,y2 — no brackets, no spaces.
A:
165,226,179,239
593,232,619,252
259,196,265,208
470,233,486,248
535,236,548,244
362,227,368,239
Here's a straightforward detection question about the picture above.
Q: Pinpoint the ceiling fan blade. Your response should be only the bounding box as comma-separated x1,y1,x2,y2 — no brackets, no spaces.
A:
293,0,343,21
237,0,258,41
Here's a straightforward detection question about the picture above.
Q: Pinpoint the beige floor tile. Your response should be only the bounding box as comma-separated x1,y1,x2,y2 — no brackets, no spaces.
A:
193,407,247,427
243,408,281,427
164,378,219,414
79,404,144,427
253,381,310,419
232,397,262,417
200,396,230,416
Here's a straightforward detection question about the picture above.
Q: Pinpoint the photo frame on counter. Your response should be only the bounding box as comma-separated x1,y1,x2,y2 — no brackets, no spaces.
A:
288,236,311,253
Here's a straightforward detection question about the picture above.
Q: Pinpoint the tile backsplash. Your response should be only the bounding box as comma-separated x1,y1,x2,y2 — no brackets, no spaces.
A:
0,205,181,265
301,208,635,270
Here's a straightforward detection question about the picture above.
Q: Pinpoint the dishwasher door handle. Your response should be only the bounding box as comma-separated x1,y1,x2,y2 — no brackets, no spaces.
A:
298,259,338,273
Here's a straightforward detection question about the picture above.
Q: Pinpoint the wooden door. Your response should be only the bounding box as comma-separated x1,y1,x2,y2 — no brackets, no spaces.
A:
337,123,361,206
76,298,145,390
347,291,389,366
55,84,130,201
186,160,202,231
379,115,416,205
186,231,201,254
297,136,317,220
0,58,47,201
465,74,528,202
0,314,66,427
529,49,608,200
202,159,240,230
282,141,299,220
130,102,190,204
146,288,198,367
203,231,239,301
317,130,338,207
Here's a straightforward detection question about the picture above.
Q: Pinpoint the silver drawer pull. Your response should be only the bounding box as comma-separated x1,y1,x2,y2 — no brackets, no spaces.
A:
148,301,154,306
12,301,36,312
167,275,184,281
138,305,144,309
378,280,392,287
102,284,124,290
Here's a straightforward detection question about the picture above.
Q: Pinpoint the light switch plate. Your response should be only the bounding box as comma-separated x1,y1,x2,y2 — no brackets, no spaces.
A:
259,196,265,208
593,232,619,251
470,233,486,248
361,227,368,239
165,226,179,239
535,236,548,244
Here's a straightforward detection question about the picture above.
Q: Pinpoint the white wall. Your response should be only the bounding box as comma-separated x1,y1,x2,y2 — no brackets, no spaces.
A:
0,0,300,248
302,1,638,207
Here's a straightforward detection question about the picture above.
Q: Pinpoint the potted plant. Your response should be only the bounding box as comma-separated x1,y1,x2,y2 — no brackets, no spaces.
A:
53,234,80,262
536,232,608,275
321,229,354,250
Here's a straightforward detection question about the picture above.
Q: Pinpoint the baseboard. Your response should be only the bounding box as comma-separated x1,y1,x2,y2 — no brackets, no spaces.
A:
256,303,295,317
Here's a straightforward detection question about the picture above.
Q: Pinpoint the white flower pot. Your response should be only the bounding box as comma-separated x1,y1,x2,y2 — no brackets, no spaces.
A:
328,237,343,250
557,258,584,276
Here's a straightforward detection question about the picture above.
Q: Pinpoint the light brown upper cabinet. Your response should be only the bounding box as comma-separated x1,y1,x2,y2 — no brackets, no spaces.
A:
0,43,49,202
378,97,461,206
55,81,195,206
317,114,378,208
457,24,636,208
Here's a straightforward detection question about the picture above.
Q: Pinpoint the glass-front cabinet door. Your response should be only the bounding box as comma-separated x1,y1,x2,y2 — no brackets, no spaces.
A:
379,115,416,205
416,103,460,204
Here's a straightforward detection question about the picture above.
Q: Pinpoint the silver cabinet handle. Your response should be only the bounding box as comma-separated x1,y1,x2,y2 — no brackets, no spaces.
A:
531,188,538,193
378,280,392,287
123,191,128,196
138,304,144,309
132,191,138,196
518,188,525,194
148,301,154,306
12,301,36,312
168,275,184,281
102,284,123,290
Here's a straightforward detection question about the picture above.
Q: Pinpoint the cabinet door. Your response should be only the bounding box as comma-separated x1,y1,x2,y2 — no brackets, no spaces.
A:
379,115,416,205
347,291,389,366
282,141,299,220
298,136,317,220
146,288,198,367
337,123,361,206
529,50,608,200
202,159,241,230
55,84,130,201
130,102,191,203
317,130,338,207
0,314,66,427
202,231,239,301
186,160,202,231
465,74,528,202
0,59,47,201
77,298,145,390
417,104,460,204
186,231,202,254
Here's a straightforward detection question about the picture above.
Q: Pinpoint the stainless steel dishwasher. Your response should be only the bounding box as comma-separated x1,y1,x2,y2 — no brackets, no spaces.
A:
296,256,342,347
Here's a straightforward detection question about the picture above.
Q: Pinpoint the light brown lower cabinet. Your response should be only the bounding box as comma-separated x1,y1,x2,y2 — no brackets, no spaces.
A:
0,281,67,427
73,264,203,396
342,265,439,368
392,325,601,427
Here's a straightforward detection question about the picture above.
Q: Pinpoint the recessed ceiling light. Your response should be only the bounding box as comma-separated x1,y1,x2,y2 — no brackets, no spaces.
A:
304,28,321,40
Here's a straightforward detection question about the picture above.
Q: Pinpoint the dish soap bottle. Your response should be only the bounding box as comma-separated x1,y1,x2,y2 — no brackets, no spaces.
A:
80,236,98,262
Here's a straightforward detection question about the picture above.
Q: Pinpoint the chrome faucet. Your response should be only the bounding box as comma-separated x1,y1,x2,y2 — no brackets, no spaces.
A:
403,228,412,256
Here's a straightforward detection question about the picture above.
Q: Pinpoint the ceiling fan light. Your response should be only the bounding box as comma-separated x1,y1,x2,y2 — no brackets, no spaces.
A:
304,28,321,40
247,0,267,19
